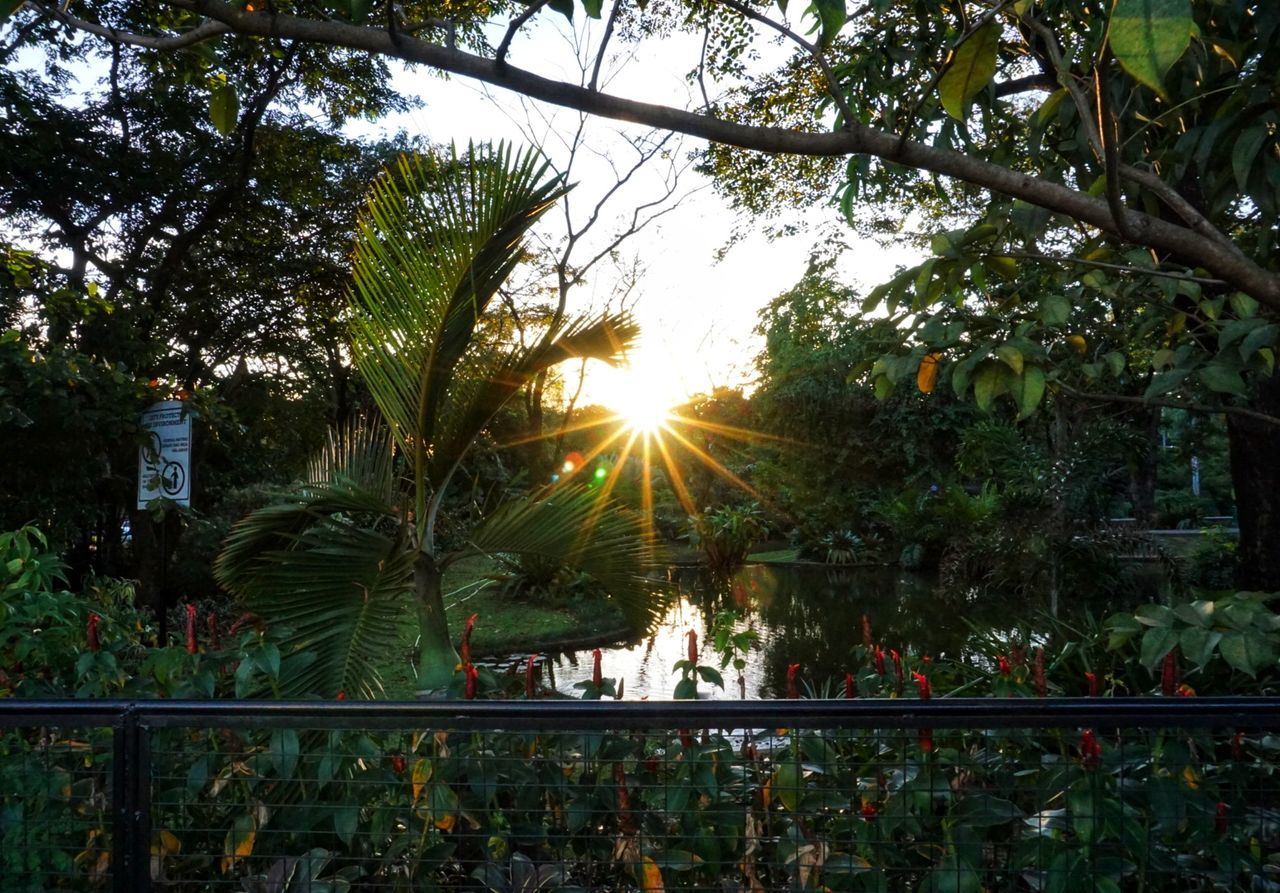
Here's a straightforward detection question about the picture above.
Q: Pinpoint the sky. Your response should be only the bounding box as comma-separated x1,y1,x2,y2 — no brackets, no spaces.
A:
347,13,921,412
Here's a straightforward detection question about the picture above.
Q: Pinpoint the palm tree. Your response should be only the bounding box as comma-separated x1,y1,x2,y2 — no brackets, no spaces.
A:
214,143,662,696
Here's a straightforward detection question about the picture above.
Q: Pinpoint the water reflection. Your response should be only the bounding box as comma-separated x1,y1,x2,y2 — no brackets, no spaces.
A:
516,565,1038,699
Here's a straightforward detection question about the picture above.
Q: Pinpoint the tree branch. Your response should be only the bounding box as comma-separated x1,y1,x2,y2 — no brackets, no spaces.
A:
59,0,1280,308
1058,383,1280,428
32,3,231,49
999,252,1227,286
495,0,549,67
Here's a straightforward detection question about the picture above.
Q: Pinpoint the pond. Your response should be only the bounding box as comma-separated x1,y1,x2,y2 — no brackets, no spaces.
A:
498,564,1067,699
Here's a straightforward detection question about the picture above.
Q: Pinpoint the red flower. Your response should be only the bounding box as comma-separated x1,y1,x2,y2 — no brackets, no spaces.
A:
525,653,539,699
464,663,479,700
1161,648,1179,696
786,663,800,699
228,612,259,635
1215,801,1228,835
687,629,698,666
1080,729,1102,770
336,690,346,700
1176,683,1196,697
1084,671,1098,697
997,655,1011,677
919,729,934,753
872,645,886,676
912,671,931,700
891,649,903,694
844,672,856,699
1231,733,1244,761
86,613,101,653
859,801,877,819
460,613,478,668
679,729,694,748
922,654,931,666
1010,643,1026,667
184,604,198,655
1033,647,1047,697
861,614,872,649
592,648,603,688
206,613,221,650
390,755,406,775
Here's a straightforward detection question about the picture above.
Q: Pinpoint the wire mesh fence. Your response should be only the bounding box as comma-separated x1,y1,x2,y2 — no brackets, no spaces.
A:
2,699,1279,892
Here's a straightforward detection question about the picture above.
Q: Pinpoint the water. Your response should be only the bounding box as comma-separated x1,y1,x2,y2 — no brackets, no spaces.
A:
502,564,1040,700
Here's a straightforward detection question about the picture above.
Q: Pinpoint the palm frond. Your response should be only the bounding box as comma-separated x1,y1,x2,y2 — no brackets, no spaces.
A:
348,143,569,458
305,419,397,503
430,311,641,484
214,479,408,699
459,484,668,633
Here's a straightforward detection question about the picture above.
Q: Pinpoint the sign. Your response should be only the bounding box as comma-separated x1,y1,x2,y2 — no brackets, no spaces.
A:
138,400,193,509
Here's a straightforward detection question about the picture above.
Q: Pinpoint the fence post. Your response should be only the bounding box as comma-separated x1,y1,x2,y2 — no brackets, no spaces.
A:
111,707,153,893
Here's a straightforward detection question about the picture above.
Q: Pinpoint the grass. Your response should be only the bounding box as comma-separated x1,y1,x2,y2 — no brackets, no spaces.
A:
378,556,631,697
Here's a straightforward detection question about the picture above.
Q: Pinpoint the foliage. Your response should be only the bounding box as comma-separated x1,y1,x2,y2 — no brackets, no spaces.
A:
215,144,661,696
690,503,766,575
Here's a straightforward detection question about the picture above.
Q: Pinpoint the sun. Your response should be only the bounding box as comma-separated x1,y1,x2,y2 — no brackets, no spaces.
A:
590,361,681,434
618,389,673,434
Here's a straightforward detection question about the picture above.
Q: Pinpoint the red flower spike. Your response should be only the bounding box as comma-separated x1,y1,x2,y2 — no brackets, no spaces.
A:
873,645,886,676
464,663,479,700
1231,733,1244,761
1161,648,1179,696
919,729,934,753
1010,643,1026,667
786,663,800,699
859,801,877,819
998,655,1012,677
87,613,101,653
336,690,346,700
525,654,539,699
844,672,856,699
390,755,406,775
1084,671,1098,698
184,604,198,655
912,671,931,701
592,649,603,688
679,729,694,748
922,655,932,666
1080,729,1102,770
1033,647,1047,697
460,613,478,668
687,629,698,666
206,613,221,650
891,649,903,694
861,614,872,649
1215,802,1228,835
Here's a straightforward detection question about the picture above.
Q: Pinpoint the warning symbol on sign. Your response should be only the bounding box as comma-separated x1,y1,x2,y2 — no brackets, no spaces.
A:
137,400,193,509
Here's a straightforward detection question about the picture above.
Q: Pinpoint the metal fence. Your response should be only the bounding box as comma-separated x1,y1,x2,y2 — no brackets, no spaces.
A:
2,698,1278,892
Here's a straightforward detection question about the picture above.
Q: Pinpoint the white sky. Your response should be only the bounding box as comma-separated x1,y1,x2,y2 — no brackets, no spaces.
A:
348,12,921,410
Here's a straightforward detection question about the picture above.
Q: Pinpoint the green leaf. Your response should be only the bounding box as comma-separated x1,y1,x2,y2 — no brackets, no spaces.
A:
0,0,25,22
973,361,1004,411
696,665,725,688
952,794,1023,827
333,805,359,846
994,344,1023,376
1198,364,1249,397
938,22,1000,120
581,0,603,16
1139,627,1178,670
1219,632,1275,678
1135,604,1176,627
1105,612,1143,649
1040,295,1071,326
546,0,573,18
1145,368,1189,398
1014,366,1046,419
772,763,803,813
1239,324,1278,362
1173,600,1214,628
1232,126,1268,192
1103,350,1125,378
811,0,846,47
1178,626,1221,668
349,0,371,22
951,351,984,399
270,728,300,779
1108,0,1193,97
209,78,239,136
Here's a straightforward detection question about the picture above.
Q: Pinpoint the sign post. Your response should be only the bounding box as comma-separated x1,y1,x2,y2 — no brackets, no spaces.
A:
137,400,193,509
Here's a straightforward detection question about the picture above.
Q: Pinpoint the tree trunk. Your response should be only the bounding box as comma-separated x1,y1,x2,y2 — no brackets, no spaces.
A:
1128,406,1160,527
413,552,459,695
1227,374,1280,591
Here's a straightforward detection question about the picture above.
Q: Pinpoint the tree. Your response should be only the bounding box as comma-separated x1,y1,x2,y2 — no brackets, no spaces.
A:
215,144,661,696
10,0,1280,584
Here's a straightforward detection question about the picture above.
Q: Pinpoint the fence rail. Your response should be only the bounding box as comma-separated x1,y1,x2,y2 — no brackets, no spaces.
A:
3,698,1279,892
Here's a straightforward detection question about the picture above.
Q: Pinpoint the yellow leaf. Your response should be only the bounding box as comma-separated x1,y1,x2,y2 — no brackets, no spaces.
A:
434,812,456,832
1067,334,1087,355
160,830,181,855
641,857,665,893
412,759,432,803
917,353,941,394
1182,765,1200,790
